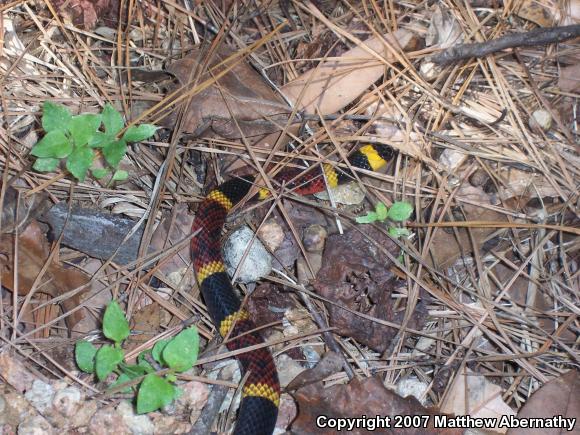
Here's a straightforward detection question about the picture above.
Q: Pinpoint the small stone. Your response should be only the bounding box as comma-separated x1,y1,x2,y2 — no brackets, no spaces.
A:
117,401,154,435
24,380,54,414
223,226,272,283
17,416,54,435
469,169,489,187
529,109,552,132
276,355,307,388
175,381,210,423
419,61,441,81
257,220,284,251
52,386,82,418
314,182,365,205
438,149,466,173
303,225,327,253
274,394,297,435
88,406,129,435
395,377,429,406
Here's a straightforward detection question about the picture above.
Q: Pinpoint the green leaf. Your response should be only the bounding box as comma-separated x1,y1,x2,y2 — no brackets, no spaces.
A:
95,345,124,381
162,326,199,373
102,103,124,135
42,101,72,132
102,301,130,343
69,114,102,146
388,227,411,239
112,169,128,181
387,202,413,222
65,146,94,182
33,157,59,172
166,373,177,383
355,211,378,224
152,339,170,365
119,362,150,379
137,351,155,373
122,124,157,142
75,340,97,373
110,373,133,394
102,140,127,167
31,130,72,158
137,374,176,414
88,131,114,148
375,202,388,221
92,168,109,179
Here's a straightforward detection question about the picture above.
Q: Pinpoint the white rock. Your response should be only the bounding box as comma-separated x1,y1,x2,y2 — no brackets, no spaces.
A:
117,401,155,435
529,109,552,132
223,226,272,283
395,377,429,405
17,416,54,435
439,149,466,173
314,182,365,205
24,380,54,414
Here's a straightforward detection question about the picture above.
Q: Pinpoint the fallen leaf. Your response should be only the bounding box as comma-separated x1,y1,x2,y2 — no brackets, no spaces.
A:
441,367,516,434
427,184,508,269
0,184,50,234
286,351,343,391
282,29,416,115
162,46,291,139
313,226,427,352
0,220,90,333
426,5,464,48
557,0,580,25
292,376,462,434
52,0,121,29
514,0,557,27
558,63,580,93
508,370,580,435
149,203,194,282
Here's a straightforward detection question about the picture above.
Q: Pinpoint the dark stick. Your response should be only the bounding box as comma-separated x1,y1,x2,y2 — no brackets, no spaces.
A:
430,24,580,64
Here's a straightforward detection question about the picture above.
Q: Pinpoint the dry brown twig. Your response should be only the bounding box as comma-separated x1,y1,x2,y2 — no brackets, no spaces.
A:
430,24,580,64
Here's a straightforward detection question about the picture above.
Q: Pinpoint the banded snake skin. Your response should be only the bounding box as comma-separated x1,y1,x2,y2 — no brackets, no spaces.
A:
190,143,394,434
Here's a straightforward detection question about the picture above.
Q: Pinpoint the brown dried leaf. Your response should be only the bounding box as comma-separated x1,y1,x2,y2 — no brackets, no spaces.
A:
441,368,516,434
282,30,416,115
149,203,195,280
163,46,291,139
514,0,557,27
1,184,49,234
313,226,426,352
125,303,162,352
558,64,580,93
52,0,120,29
292,376,462,435
497,168,561,201
286,351,343,391
427,185,507,268
0,221,90,332
426,5,464,48
508,370,580,435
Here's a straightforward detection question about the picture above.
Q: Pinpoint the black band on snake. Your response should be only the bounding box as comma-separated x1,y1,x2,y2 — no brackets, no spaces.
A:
190,143,394,434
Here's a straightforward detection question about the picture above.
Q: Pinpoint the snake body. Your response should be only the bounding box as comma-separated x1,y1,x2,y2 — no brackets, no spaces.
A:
190,144,394,435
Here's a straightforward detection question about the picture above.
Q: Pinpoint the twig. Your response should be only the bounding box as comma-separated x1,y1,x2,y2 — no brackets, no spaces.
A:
430,24,580,64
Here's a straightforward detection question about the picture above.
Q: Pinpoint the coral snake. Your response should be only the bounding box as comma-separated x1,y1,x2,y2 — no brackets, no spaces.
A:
190,143,394,434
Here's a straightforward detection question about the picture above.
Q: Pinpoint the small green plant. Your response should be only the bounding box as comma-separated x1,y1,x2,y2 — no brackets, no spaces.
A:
75,301,199,414
356,201,413,238
31,102,157,182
